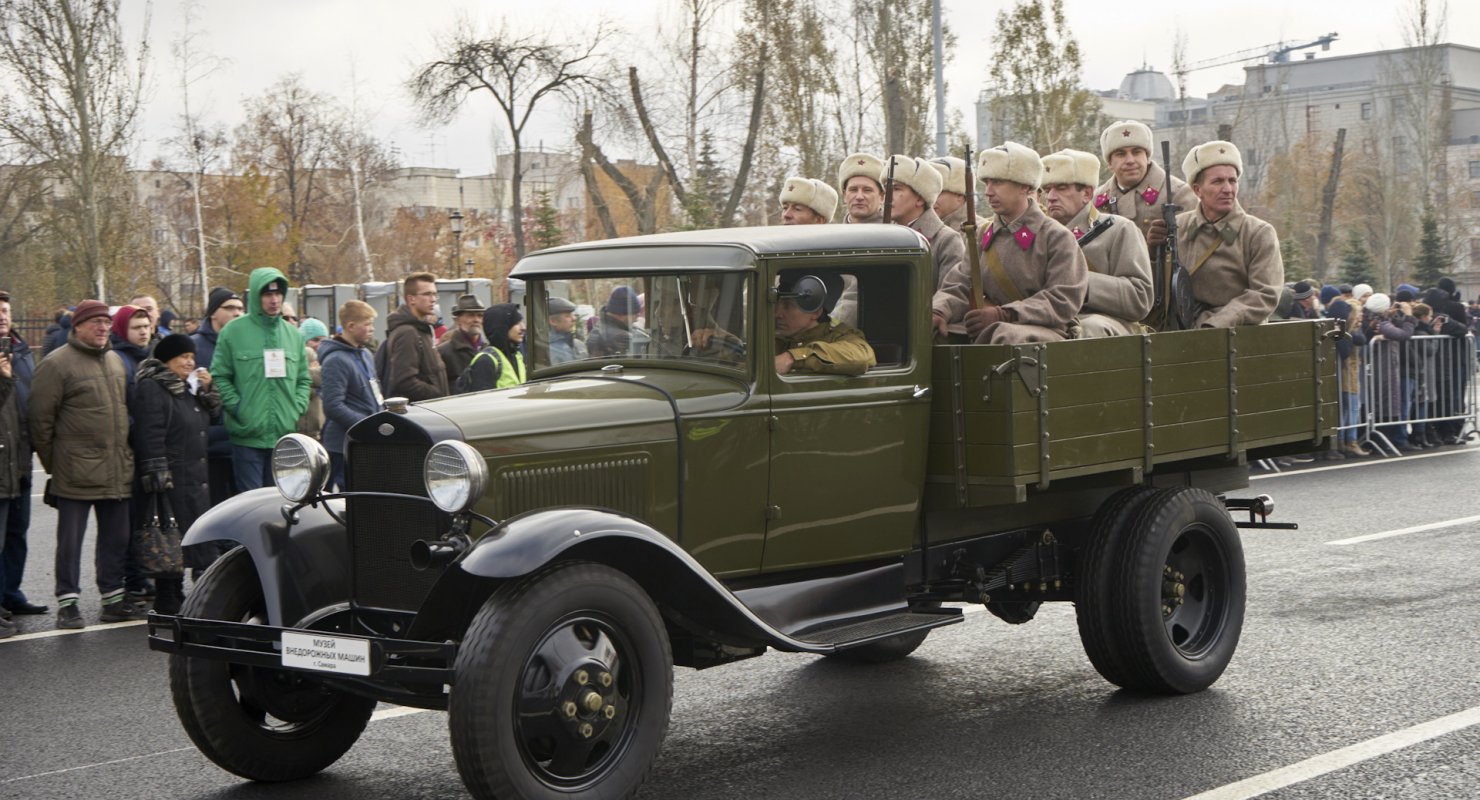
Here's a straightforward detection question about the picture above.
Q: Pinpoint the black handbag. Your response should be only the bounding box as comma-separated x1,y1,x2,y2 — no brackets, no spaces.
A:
131,493,184,578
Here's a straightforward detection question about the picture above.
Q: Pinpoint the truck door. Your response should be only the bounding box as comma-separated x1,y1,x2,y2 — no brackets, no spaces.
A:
762,262,932,572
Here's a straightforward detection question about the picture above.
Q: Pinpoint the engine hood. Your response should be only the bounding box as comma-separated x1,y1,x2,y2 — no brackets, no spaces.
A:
415,367,751,446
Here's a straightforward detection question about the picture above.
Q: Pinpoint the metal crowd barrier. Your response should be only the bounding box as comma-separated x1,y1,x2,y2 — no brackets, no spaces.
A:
1352,333,1477,457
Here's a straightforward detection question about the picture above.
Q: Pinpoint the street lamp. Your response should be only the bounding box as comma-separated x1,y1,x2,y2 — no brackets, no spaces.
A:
449,209,464,272
464,257,475,278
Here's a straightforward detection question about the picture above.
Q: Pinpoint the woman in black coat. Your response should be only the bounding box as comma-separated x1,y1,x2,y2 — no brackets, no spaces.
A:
129,334,222,613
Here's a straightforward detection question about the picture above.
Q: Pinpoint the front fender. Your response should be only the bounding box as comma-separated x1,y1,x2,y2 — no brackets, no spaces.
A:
407,508,832,653
184,488,351,628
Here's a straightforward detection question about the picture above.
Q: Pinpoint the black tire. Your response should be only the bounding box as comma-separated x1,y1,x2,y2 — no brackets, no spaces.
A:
1105,488,1246,694
449,562,673,800
168,547,376,781
1075,486,1161,686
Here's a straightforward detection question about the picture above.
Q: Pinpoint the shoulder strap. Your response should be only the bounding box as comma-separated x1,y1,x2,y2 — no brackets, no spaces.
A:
1188,235,1222,276
984,245,1026,304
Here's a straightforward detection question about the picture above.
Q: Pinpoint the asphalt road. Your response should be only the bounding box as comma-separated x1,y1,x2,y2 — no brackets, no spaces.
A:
2,448,1478,799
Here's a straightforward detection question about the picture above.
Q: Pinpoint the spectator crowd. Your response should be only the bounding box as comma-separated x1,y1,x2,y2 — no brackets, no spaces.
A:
0,270,533,633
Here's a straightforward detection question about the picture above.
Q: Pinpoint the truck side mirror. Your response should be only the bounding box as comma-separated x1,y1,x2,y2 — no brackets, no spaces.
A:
776,275,828,314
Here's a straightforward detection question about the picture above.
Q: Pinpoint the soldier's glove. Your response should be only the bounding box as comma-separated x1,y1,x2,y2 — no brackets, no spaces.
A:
140,458,174,493
1147,218,1169,248
964,306,1008,339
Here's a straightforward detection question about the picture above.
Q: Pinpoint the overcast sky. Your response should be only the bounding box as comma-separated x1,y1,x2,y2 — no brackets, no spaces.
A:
120,0,1479,175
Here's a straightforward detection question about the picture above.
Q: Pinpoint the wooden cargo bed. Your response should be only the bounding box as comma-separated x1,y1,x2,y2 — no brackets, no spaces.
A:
925,321,1338,509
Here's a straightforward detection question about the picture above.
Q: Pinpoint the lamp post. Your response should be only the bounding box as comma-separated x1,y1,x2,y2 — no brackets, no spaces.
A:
464,257,475,279
449,209,464,273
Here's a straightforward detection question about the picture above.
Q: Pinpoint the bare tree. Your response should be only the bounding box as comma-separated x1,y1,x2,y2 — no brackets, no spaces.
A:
0,0,148,299
984,0,1100,153
165,0,227,311
234,75,338,285
409,21,609,259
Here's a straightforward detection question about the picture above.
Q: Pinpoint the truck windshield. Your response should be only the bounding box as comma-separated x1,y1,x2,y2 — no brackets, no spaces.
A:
525,272,749,372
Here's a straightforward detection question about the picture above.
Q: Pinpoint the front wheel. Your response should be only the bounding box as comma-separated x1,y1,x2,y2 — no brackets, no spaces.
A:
450,562,673,800
168,547,376,781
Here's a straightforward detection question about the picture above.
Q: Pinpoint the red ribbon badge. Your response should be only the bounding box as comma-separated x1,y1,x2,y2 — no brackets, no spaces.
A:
1014,227,1035,251
1141,187,1160,205
1094,193,1109,209
1072,227,1085,240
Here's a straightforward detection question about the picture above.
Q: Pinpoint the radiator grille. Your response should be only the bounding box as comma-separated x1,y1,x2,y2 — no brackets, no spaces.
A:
346,441,448,610
499,457,650,518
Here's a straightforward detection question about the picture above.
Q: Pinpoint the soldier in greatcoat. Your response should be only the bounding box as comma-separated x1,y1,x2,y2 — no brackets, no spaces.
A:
932,142,1088,345
1150,140,1283,328
778,177,838,225
836,153,885,224
1039,149,1152,337
881,155,966,291
1094,120,1196,250
928,156,988,233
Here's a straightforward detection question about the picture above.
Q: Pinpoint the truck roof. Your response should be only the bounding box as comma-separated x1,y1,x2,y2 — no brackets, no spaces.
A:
512,224,931,278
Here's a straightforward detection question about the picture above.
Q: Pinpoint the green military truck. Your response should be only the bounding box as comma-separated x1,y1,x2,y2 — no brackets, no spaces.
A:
150,225,1337,800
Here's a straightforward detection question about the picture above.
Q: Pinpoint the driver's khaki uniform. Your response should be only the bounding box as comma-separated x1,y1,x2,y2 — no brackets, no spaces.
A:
777,320,875,376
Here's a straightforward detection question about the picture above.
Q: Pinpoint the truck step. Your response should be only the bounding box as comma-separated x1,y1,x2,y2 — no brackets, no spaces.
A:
795,608,963,648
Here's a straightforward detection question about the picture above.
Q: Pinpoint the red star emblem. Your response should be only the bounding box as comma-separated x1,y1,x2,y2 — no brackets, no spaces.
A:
857,159,865,165
1218,148,1226,154
1123,130,1131,137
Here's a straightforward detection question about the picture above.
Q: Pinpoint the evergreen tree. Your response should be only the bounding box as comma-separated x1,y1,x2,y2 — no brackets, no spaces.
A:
1410,205,1448,288
1279,231,1305,280
1337,230,1376,286
527,191,565,252
682,130,727,230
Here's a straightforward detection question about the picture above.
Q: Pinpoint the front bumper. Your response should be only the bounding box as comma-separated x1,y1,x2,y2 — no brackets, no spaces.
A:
147,612,459,687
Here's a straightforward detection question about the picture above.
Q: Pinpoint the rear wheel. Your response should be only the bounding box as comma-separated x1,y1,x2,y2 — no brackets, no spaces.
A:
1076,486,1160,685
169,548,376,781
1081,488,1246,694
450,562,673,800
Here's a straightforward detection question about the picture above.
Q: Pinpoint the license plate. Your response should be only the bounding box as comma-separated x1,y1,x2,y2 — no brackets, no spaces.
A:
280,631,371,676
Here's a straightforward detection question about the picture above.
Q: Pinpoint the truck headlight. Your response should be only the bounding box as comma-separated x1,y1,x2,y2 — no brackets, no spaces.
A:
272,434,331,503
424,441,487,514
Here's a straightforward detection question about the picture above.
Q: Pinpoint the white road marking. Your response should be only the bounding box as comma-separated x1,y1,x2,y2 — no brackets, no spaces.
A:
0,747,198,785
1182,705,1480,800
370,705,429,722
0,619,147,644
1250,446,1476,480
1326,514,1480,546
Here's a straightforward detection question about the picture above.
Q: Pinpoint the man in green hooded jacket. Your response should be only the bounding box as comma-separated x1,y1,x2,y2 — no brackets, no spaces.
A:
212,267,311,492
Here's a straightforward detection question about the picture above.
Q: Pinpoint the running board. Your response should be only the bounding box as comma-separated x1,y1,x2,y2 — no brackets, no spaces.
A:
793,608,963,649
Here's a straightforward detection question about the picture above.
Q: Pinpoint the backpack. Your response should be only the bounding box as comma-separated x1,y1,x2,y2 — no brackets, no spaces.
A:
373,338,392,392
453,346,502,395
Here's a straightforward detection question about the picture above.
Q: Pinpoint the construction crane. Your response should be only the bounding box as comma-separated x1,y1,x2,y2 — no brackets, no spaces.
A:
1180,33,1340,75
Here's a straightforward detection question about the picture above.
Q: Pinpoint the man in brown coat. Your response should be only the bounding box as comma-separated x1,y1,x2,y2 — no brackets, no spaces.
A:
1154,140,1283,328
837,153,885,224
384,271,449,400
1040,149,1153,337
933,142,1088,344
29,300,141,629
1094,120,1197,249
928,156,988,233
882,155,966,291
438,294,487,386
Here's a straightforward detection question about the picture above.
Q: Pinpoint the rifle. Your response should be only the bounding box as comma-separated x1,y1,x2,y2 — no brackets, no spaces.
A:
1148,140,1192,329
881,155,896,224
961,145,984,311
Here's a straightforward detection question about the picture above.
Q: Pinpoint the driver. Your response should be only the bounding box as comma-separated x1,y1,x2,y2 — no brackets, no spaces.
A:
774,273,875,376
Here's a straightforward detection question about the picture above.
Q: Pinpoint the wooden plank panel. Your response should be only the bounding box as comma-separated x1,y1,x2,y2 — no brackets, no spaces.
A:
1236,351,1314,383
1152,360,1229,393
1153,389,1230,425
1149,418,1228,453
1234,321,1325,357
1147,328,1228,364
1237,406,1322,441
